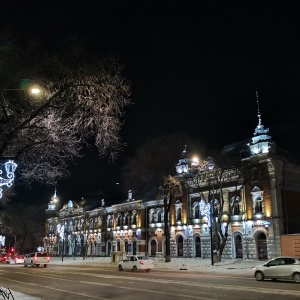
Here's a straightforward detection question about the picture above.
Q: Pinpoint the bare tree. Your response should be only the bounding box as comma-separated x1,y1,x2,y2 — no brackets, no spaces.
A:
182,157,253,262
4,204,45,254
121,133,209,198
0,57,131,187
161,176,181,262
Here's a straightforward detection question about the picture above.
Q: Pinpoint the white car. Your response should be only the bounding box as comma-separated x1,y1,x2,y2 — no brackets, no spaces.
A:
24,252,50,268
253,256,300,283
14,255,24,264
118,255,154,272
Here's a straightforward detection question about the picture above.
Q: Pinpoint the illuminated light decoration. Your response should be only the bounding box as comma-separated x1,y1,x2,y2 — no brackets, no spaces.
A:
191,157,200,167
199,199,211,227
0,160,17,198
176,145,189,174
255,213,263,219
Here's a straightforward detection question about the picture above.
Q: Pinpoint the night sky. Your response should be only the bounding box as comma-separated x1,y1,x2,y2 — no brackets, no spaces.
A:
1,0,300,207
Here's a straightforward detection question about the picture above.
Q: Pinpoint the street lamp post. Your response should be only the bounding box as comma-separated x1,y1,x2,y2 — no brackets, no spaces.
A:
0,84,41,198
210,197,214,266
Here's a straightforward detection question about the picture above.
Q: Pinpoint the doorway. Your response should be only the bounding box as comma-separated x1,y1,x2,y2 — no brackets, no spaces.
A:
235,235,243,258
150,239,156,256
257,232,268,260
177,236,183,257
195,236,201,257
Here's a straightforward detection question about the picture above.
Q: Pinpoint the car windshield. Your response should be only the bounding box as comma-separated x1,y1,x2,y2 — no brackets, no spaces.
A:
37,253,48,257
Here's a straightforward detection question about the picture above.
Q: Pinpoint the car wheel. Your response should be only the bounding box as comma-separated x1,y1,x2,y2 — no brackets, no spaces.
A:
118,265,123,271
255,271,264,281
132,265,137,272
36,264,40,267
293,272,300,283
146,269,150,273
44,264,47,268
24,264,27,267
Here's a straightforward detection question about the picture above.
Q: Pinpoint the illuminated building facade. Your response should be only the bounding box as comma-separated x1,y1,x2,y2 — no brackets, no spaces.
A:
45,99,300,260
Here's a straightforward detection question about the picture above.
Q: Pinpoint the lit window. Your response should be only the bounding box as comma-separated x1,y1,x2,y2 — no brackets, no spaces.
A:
231,196,241,215
254,196,263,214
193,202,200,219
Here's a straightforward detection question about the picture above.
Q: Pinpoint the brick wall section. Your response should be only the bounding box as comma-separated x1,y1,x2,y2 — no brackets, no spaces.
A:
281,235,300,256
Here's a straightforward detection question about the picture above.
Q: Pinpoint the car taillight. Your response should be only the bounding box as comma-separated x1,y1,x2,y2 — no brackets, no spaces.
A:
47,257,50,260
140,261,144,265
34,256,38,261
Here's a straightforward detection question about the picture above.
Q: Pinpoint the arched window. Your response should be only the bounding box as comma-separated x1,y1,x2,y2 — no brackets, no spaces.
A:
107,215,112,228
161,208,165,222
149,209,155,224
156,208,162,223
124,213,129,225
177,208,182,221
132,212,137,225
193,202,200,219
109,217,114,228
255,196,263,213
116,215,122,227
175,200,182,223
231,196,241,215
251,186,264,216
213,199,220,216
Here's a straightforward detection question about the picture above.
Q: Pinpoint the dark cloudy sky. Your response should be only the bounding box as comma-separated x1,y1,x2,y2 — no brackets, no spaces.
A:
2,0,300,206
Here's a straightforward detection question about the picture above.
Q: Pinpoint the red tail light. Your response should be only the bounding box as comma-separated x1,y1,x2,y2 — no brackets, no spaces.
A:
34,256,38,261
140,261,144,265
47,256,50,260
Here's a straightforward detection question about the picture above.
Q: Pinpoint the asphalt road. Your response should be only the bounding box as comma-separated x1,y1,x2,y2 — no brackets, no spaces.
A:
0,263,300,300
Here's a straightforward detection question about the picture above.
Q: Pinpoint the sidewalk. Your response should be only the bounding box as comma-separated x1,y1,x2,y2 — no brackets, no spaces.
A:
50,256,258,275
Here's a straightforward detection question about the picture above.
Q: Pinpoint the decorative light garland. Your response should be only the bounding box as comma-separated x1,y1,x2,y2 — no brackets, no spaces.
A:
0,160,17,198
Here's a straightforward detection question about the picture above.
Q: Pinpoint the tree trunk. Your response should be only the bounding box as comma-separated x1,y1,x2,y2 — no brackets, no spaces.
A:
164,195,171,262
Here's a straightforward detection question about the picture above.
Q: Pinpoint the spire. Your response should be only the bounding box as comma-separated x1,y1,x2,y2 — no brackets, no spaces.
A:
248,90,274,156
47,188,60,211
256,88,262,126
253,89,269,137
176,145,189,174
51,188,59,203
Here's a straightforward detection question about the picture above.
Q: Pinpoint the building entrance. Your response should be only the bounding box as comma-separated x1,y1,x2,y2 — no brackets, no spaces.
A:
177,236,183,257
235,235,243,258
257,232,268,260
195,236,201,257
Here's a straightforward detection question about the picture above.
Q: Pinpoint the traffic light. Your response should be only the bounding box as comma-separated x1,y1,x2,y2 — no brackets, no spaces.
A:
10,247,14,253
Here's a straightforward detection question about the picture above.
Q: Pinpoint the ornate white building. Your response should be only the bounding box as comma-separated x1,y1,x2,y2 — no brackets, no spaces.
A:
45,97,300,260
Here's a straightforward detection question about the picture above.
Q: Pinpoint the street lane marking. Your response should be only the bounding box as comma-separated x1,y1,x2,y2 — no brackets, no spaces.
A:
80,281,208,299
0,276,108,300
4,271,300,298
